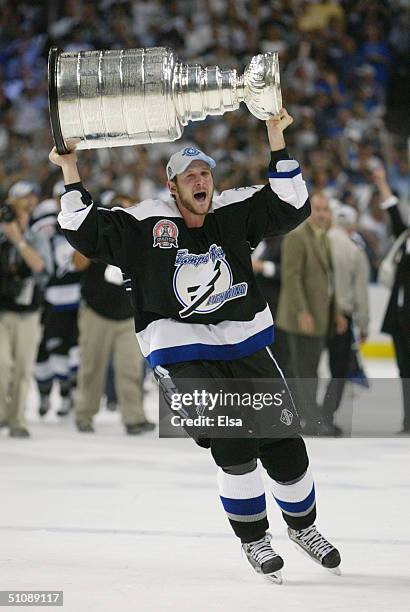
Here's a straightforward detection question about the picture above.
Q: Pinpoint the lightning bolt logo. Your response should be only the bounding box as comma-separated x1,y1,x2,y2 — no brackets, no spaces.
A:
178,260,222,318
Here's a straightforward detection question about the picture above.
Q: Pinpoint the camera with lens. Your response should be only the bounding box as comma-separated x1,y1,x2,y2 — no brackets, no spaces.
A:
0,205,28,299
0,202,17,223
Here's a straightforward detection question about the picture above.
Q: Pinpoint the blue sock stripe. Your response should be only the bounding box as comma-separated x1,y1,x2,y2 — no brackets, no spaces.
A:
220,493,266,516
274,484,316,514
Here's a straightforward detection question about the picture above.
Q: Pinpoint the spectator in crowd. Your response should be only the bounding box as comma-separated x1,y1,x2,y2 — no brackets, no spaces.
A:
72,194,154,435
376,167,410,434
0,181,52,437
358,187,390,280
276,192,347,434
0,0,406,216
322,204,370,435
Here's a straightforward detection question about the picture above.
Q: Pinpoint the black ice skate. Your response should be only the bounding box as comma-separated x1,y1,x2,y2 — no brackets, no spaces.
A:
242,533,284,584
288,524,341,575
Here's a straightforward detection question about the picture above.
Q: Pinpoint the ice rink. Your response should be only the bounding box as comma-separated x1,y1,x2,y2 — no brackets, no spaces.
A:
1,359,409,612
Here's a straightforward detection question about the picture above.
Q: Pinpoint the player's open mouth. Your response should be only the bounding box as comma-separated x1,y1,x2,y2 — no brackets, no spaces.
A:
194,192,207,202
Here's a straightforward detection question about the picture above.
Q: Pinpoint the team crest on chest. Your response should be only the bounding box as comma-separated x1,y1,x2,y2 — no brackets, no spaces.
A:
153,219,179,249
173,243,248,319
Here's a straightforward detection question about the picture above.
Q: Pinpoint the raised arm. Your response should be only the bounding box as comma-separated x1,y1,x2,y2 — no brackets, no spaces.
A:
266,108,293,153
216,108,311,247
1,219,48,274
250,109,311,244
49,148,81,185
373,165,407,237
49,147,136,270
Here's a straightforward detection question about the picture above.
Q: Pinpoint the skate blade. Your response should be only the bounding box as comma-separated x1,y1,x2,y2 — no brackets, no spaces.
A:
264,570,283,584
242,554,284,584
292,543,341,575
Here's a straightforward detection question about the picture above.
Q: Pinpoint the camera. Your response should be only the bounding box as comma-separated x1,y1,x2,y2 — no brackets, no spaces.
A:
0,202,17,223
0,219,28,299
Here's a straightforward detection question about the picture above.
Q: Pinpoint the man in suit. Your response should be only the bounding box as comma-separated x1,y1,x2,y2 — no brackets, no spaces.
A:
276,192,347,433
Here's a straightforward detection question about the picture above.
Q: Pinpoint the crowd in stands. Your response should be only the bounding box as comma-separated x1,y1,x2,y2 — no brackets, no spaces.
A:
0,0,408,278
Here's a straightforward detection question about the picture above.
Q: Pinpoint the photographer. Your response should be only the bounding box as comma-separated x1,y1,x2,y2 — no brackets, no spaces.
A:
0,181,52,438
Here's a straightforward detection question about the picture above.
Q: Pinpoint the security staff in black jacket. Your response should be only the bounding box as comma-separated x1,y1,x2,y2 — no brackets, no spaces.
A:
49,109,341,581
376,167,410,433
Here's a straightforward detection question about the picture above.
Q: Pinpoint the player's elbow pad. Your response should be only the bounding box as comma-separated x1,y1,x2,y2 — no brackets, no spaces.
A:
268,160,308,210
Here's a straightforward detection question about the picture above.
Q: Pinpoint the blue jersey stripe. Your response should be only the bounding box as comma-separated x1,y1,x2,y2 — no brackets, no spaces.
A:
274,484,316,514
220,493,266,516
147,325,274,367
268,167,301,179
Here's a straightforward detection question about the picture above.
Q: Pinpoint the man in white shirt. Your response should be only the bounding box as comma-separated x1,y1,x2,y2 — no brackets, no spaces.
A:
323,205,370,435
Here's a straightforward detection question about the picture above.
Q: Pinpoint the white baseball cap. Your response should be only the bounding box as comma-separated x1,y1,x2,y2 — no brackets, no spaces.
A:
8,180,38,200
166,147,216,180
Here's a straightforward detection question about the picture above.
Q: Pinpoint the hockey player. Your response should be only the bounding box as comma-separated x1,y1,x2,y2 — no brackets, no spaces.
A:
31,181,81,417
49,108,341,582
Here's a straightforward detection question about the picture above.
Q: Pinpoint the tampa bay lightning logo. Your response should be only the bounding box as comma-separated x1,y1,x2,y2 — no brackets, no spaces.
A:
173,244,248,319
182,147,200,156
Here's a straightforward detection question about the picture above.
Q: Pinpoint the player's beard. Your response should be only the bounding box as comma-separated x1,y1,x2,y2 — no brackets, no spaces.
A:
176,187,214,216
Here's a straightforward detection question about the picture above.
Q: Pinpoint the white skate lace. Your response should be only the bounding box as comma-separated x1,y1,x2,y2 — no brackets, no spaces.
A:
246,534,278,565
294,525,334,559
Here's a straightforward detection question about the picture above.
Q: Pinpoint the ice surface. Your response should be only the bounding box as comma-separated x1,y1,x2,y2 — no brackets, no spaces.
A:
1,359,409,612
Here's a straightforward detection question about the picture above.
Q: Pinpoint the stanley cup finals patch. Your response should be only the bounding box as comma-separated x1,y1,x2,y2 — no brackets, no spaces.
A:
153,219,179,249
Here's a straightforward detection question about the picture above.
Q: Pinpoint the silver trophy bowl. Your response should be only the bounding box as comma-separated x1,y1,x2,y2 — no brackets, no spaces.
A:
48,47,282,153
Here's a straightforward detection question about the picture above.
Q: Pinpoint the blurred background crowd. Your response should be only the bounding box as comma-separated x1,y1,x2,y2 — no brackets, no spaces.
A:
1,0,408,276
0,1,409,438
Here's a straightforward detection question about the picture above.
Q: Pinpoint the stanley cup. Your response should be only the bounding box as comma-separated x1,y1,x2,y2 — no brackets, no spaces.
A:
48,47,282,154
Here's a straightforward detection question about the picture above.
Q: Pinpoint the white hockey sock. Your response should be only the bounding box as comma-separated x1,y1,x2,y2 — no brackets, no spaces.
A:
217,465,267,524
270,468,316,521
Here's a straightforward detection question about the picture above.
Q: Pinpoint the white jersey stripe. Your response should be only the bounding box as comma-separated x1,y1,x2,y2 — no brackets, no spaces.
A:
137,305,274,366
58,190,93,230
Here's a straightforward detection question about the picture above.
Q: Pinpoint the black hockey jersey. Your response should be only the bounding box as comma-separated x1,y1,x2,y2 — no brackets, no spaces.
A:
58,149,310,367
